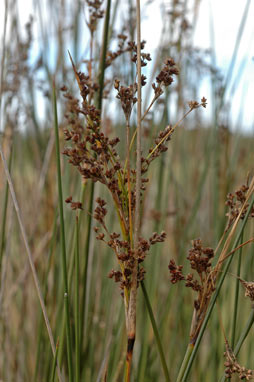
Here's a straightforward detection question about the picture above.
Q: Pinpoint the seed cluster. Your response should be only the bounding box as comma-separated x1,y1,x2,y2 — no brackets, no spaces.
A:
93,196,166,292
86,1,104,33
226,182,254,231
152,58,179,98
65,196,83,211
224,340,254,380
239,279,254,302
169,238,215,342
169,239,214,290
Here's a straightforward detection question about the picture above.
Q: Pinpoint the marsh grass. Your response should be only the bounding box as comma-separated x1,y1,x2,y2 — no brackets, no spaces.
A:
1,1,254,381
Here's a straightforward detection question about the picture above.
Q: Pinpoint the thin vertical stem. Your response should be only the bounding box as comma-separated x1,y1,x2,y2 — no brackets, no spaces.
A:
231,231,243,349
141,282,171,382
50,339,59,382
126,118,133,245
80,1,112,360
52,81,74,382
75,214,80,382
125,1,142,379
96,0,112,110
0,0,10,275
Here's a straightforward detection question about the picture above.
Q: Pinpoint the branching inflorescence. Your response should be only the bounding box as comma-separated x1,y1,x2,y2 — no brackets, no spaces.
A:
61,12,207,377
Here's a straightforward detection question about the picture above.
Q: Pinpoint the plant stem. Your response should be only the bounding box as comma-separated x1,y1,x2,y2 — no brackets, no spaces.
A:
50,339,59,382
125,1,142,380
141,282,171,382
80,1,111,361
75,214,80,382
176,343,194,382
96,0,112,110
231,231,243,349
52,81,74,382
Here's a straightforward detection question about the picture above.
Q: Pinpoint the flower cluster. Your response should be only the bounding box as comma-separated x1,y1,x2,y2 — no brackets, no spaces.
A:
152,58,179,97
141,125,174,173
91,194,166,292
114,80,137,121
224,340,254,380
86,0,104,33
169,238,215,342
187,238,214,277
65,196,83,211
239,279,254,302
169,239,214,290
127,40,152,67
225,182,254,231
188,97,207,110
106,230,166,291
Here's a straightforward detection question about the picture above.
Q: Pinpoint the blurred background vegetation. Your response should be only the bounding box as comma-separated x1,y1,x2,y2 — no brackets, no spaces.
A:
0,0,254,381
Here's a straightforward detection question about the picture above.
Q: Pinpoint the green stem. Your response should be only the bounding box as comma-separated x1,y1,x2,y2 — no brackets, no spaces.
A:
96,0,112,110
53,81,74,382
50,339,59,382
80,182,94,360
176,343,194,382
80,0,111,363
231,231,243,349
75,214,80,382
141,282,171,382
234,310,254,356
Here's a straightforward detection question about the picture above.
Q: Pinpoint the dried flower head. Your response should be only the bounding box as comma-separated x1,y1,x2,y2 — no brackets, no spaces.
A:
169,238,215,343
114,80,137,120
65,196,83,210
86,0,104,33
225,181,254,231
224,340,254,380
239,279,254,302
152,57,179,97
